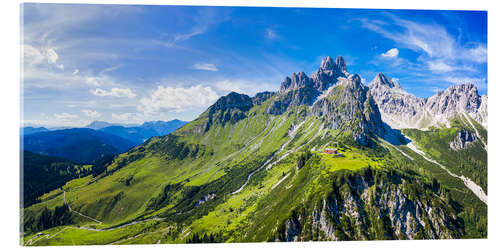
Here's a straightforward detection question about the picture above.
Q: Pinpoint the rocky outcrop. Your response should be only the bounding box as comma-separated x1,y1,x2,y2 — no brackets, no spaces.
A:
279,72,314,93
369,73,487,130
252,91,275,105
311,74,389,146
310,56,349,91
425,83,487,128
203,92,254,131
276,170,464,241
268,84,319,115
450,129,478,150
369,73,426,129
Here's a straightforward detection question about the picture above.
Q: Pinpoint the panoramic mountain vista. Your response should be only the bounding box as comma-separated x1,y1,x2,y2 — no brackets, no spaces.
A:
20,4,487,246
21,56,487,245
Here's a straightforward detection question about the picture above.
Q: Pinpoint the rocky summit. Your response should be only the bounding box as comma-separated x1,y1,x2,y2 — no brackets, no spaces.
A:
369,73,487,130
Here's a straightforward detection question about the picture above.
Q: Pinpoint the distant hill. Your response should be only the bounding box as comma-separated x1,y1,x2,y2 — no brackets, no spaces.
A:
139,119,188,135
99,126,158,145
85,121,139,130
22,150,89,207
21,126,49,135
23,128,135,164
98,119,188,144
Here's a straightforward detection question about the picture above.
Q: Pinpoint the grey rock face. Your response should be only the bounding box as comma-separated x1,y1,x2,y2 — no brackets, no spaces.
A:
450,129,478,150
270,71,320,115
279,72,314,93
311,74,388,146
270,58,406,145
369,73,487,129
203,92,254,131
425,83,487,128
252,91,275,105
277,171,464,241
310,56,349,91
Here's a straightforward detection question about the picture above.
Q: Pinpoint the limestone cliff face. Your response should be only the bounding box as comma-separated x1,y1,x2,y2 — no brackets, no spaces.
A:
369,73,487,130
450,129,478,150
311,74,388,145
276,170,464,241
268,56,393,146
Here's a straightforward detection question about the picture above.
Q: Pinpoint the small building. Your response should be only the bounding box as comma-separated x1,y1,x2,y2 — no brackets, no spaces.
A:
324,148,338,154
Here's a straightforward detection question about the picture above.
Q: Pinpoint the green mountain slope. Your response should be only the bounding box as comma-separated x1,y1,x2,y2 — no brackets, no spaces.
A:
21,57,487,245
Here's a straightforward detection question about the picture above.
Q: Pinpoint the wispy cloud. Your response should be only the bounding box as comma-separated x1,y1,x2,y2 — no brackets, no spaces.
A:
81,109,101,118
54,112,77,119
193,63,218,71
139,85,219,114
358,15,486,65
266,28,279,40
91,88,136,98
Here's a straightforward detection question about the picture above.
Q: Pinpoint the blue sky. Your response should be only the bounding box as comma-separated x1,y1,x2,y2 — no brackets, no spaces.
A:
21,4,487,127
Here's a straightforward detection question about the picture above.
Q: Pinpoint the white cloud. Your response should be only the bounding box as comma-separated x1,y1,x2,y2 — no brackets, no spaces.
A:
54,112,78,119
45,48,59,63
23,44,61,66
444,76,486,85
139,85,219,113
443,76,487,92
468,45,487,63
81,109,101,118
91,88,136,98
428,61,455,72
112,112,134,122
193,63,218,71
86,77,100,86
23,44,45,65
266,28,279,40
57,64,64,70
381,48,399,58
359,16,487,66
72,69,79,75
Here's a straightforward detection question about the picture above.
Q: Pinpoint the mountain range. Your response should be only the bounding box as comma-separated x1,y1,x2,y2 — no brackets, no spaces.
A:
22,56,487,245
22,119,188,163
369,73,487,130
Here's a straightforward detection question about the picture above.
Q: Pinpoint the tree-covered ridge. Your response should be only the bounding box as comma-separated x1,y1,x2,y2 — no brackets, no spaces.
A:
22,151,91,207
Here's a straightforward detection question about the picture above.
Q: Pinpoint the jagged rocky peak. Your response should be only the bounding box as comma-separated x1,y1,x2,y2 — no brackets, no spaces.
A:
279,72,313,93
369,72,400,89
319,56,334,70
279,55,349,93
336,55,347,72
450,129,478,151
425,83,483,120
312,73,393,146
370,78,487,130
252,91,275,105
319,55,347,72
311,56,349,91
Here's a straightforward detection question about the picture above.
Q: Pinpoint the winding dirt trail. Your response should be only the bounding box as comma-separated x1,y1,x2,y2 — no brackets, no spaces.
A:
64,191,103,224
